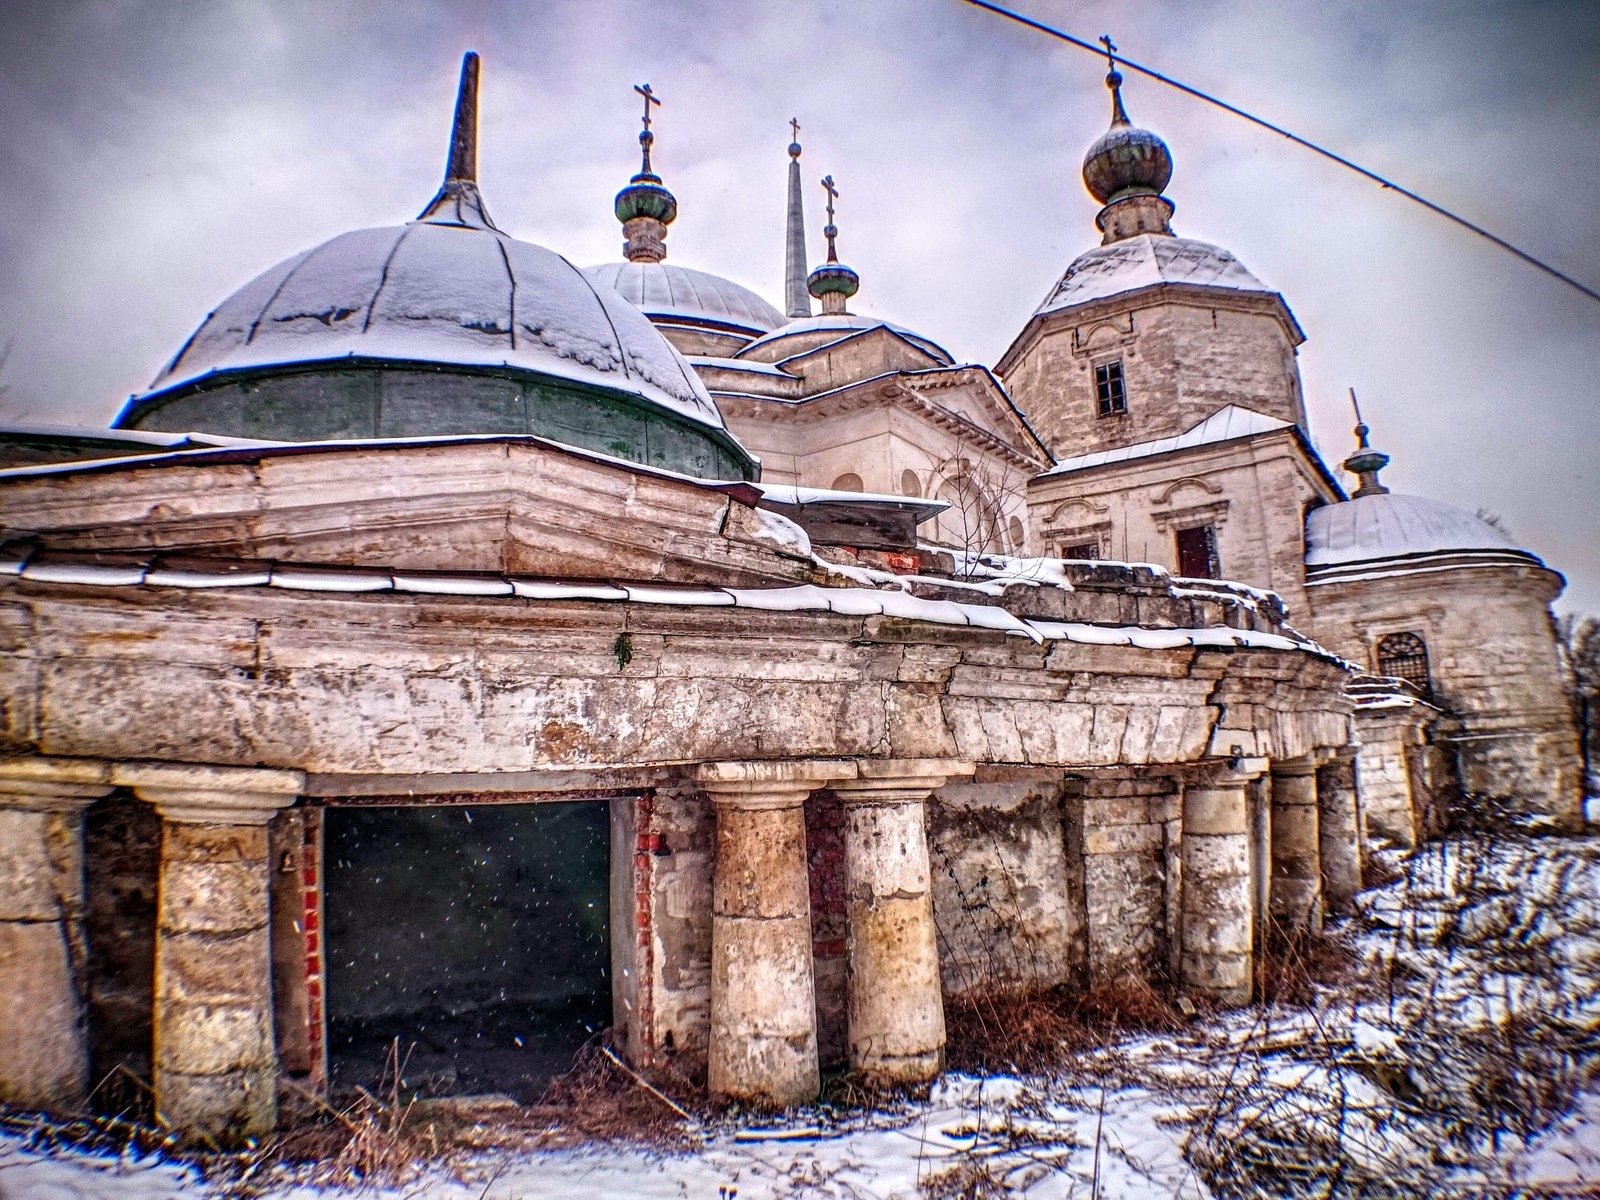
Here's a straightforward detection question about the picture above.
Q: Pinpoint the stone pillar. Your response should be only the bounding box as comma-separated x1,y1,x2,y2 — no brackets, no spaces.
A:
696,761,840,1107
1316,749,1363,913
1269,757,1323,934
124,764,302,1145
0,758,113,1111
830,759,971,1084
1180,760,1265,1006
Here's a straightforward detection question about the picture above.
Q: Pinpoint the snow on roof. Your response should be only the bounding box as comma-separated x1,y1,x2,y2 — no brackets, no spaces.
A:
686,355,794,378
1305,492,1535,568
0,545,1345,662
1035,234,1269,315
738,314,954,365
584,262,783,334
1041,405,1292,477
754,482,949,513
134,222,726,432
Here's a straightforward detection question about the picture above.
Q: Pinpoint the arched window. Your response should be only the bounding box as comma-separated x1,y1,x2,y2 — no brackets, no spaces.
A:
1376,632,1431,697
830,472,864,493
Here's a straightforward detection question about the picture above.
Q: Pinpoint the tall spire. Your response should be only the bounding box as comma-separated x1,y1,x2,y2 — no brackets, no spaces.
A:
784,121,811,319
614,83,677,262
1342,388,1392,498
417,51,500,231
806,174,859,315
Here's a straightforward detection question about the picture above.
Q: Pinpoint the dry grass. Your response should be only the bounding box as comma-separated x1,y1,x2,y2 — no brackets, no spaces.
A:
943,973,1185,1076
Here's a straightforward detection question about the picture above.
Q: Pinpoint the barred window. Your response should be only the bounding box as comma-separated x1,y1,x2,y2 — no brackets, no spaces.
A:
1060,541,1100,560
1376,632,1432,696
1094,360,1127,417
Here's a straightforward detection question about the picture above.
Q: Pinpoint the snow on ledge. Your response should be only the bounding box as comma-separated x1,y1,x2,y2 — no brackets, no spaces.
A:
0,548,1348,664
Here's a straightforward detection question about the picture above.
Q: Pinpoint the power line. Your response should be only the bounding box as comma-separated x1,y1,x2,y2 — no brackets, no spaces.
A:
960,0,1600,308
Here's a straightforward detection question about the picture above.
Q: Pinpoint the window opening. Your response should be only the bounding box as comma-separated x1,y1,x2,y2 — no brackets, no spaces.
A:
1175,525,1220,579
1376,632,1432,697
1060,541,1100,560
1094,360,1127,417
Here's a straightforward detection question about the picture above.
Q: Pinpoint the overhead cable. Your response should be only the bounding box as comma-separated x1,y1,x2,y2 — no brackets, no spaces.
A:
960,0,1600,307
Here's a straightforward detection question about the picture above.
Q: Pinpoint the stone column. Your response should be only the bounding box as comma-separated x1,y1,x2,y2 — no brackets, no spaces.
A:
696,761,841,1107
0,757,113,1111
1269,757,1323,934
829,759,971,1084
1180,760,1265,1006
123,764,303,1146
1316,749,1362,913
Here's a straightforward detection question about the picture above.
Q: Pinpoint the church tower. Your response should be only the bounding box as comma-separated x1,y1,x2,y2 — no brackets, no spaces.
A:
1016,60,1340,608
997,63,1309,463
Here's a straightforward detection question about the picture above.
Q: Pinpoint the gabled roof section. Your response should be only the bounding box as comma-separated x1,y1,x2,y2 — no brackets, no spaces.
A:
1040,404,1291,477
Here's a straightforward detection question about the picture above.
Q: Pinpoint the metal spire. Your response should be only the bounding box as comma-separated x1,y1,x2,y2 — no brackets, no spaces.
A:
417,51,499,231
1343,388,1391,497
783,121,811,319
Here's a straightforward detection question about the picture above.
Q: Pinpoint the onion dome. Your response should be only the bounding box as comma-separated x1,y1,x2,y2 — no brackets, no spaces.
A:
113,53,755,482
614,83,677,263
806,175,860,315
1080,60,1175,244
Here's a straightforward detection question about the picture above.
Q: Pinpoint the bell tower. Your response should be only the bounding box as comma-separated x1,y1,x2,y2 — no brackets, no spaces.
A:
997,60,1309,463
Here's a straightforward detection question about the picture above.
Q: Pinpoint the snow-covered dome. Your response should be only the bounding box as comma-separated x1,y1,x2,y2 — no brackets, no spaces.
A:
130,223,724,431
1305,493,1532,568
1036,235,1267,315
584,262,783,337
114,52,756,481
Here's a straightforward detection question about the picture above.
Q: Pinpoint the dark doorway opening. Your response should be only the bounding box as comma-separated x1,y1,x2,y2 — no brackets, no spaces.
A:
323,802,610,1102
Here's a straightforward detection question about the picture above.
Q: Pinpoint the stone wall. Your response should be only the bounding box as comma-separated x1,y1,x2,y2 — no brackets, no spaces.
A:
1000,291,1305,463
927,778,1080,996
1309,563,1583,828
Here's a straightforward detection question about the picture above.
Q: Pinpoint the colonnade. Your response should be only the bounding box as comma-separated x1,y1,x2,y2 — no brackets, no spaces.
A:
0,748,1364,1138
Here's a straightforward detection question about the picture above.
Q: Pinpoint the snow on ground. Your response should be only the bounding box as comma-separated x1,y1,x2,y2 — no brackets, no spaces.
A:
4,832,1598,1200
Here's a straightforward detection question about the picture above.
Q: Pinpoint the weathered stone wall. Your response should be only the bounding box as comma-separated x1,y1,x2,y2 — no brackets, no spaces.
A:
804,790,849,1070
927,778,1080,996
1309,563,1582,827
1026,431,1335,622
1000,292,1306,463
1062,774,1181,986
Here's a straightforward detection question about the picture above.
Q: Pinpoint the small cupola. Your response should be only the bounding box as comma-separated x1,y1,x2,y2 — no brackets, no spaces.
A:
1080,40,1175,244
613,83,678,263
806,174,860,315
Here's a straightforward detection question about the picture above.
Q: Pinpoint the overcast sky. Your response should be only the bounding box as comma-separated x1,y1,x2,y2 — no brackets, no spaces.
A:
1,0,1597,611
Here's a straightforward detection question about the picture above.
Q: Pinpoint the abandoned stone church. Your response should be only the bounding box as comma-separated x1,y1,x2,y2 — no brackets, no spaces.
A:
0,53,1583,1144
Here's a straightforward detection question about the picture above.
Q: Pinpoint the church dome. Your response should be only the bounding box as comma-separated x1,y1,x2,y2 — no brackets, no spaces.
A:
1082,119,1172,205
1081,68,1172,205
114,53,754,482
586,261,783,337
1305,493,1531,568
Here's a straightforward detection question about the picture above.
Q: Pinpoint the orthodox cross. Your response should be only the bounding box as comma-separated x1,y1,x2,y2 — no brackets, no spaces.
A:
1098,34,1118,70
634,82,661,175
790,116,801,142
820,174,840,261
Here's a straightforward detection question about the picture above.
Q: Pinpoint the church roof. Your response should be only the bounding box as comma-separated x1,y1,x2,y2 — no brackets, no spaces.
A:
130,221,726,433
585,261,783,336
1035,234,1268,315
1304,493,1535,568
1041,404,1291,477
738,314,954,365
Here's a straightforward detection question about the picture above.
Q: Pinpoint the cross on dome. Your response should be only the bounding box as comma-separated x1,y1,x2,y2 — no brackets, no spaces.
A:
614,82,677,262
807,173,859,312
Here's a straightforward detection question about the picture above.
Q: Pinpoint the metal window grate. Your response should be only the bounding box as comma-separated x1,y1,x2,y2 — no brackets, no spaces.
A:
1094,360,1127,417
1376,631,1432,696
1060,541,1100,560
